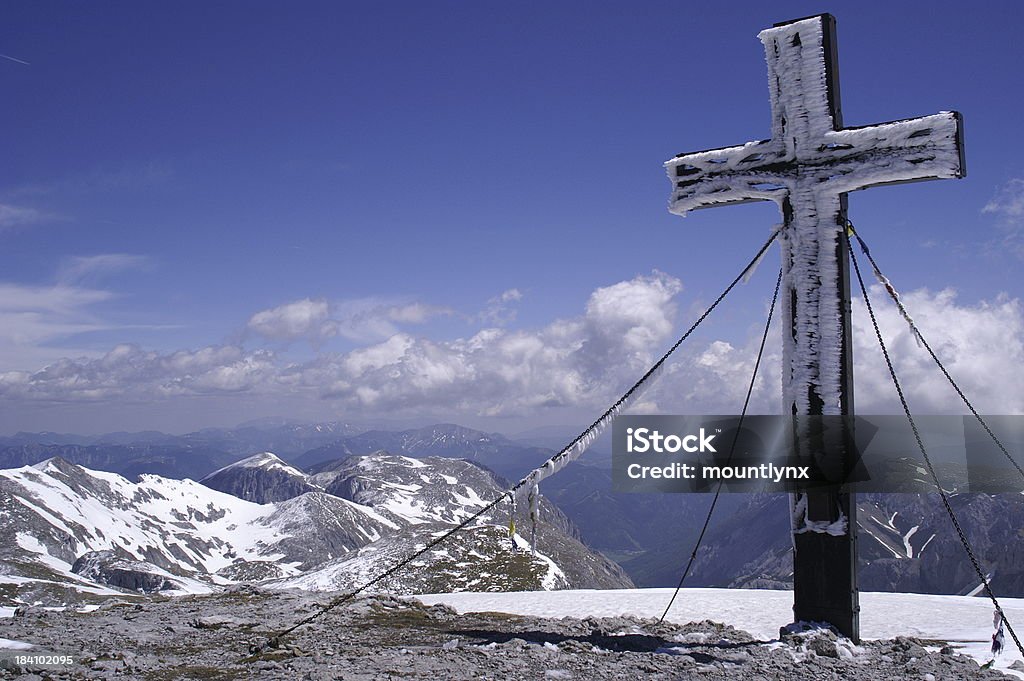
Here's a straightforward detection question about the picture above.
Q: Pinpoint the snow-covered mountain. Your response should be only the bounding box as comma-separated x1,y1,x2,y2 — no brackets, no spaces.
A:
276,453,632,593
0,457,400,604
0,453,630,606
200,452,321,503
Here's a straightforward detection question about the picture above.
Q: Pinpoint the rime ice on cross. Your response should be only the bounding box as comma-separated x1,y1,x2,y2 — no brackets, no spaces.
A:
664,14,964,640
667,14,963,420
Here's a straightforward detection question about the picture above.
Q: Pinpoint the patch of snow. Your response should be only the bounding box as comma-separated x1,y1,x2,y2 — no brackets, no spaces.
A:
511,534,567,590
0,573,122,596
0,638,34,650
903,525,919,558
451,485,487,511
416,588,1024,675
919,533,937,555
9,495,77,536
15,532,73,572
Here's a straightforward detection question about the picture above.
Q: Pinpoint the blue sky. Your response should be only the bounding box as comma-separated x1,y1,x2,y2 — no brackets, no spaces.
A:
1,1,1022,434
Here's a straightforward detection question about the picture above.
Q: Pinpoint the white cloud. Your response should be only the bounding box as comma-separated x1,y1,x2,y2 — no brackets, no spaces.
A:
330,299,451,342
247,297,452,345
2,274,1021,424
983,178,1024,257
482,288,524,326
851,286,1024,414
496,289,522,303
0,283,116,370
297,271,684,416
0,204,48,231
641,286,1024,416
0,344,276,401
58,254,152,284
384,302,451,325
247,298,335,343
983,179,1024,220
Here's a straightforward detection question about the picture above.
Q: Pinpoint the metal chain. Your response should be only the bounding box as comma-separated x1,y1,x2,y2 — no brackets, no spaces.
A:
848,233,1024,658
659,266,782,623
252,228,782,652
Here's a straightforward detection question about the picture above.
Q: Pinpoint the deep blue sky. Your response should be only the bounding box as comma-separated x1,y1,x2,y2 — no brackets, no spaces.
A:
1,1,1022,434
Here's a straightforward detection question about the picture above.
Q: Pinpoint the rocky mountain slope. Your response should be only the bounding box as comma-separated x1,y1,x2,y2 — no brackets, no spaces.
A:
0,453,630,607
4,422,1023,598
200,452,321,503
203,450,631,593
0,590,1014,680
623,492,1024,596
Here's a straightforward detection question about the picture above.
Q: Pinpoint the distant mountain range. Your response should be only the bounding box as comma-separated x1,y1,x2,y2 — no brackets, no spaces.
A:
0,422,550,483
2,421,1022,599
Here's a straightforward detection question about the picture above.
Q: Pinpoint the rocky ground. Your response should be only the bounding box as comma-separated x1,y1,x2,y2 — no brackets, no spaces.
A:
0,588,1019,680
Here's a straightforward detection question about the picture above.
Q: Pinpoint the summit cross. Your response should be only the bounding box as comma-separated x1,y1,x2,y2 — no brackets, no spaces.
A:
664,14,965,640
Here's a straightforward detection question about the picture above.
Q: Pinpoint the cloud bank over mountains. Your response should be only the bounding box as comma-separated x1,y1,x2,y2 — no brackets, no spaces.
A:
0,269,1021,428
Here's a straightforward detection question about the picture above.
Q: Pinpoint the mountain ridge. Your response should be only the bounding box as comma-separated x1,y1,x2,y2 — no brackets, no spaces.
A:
0,453,631,607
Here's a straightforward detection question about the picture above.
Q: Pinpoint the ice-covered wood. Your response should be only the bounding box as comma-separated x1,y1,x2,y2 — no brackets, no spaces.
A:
663,12,964,643
664,13,964,423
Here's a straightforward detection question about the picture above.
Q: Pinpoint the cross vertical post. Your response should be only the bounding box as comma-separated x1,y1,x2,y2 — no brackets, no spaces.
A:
664,13,965,641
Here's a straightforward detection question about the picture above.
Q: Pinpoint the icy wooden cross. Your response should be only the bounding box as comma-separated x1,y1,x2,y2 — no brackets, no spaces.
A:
664,14,965,640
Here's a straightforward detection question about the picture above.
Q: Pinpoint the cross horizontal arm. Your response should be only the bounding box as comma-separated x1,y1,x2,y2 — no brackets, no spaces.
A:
666,141,789,215
822,111,965,193
665,111,964,216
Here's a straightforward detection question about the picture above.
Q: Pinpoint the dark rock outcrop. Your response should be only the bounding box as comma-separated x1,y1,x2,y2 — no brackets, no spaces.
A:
200,452,319,503
72,550,183,593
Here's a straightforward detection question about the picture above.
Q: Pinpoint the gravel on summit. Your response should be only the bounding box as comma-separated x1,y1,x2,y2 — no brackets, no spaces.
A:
0,587,1015,680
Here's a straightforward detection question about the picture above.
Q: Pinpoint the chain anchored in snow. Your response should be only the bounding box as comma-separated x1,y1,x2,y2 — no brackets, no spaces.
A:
246,228,782,655
849,232,1024,659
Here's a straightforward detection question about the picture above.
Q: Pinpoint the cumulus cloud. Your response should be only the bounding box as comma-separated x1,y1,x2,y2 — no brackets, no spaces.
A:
2,273,1021,424
0,344,276,401
290,271,685,416
851,286,1024,414
247,297,452,345
482,288,523,325
247,298,335,343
